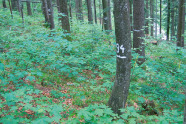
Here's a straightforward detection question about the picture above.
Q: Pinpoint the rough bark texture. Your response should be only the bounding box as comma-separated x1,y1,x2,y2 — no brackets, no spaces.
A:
171,0,175,40
133,0,145,65
26,0,32,16
41,0,49,24
176,0,184,47
145,0,149,35
166,0,170,40
3,0,7,8
59,0,70,32
108,0,131,115
76,0,83,21
86,0,93,24
93,0,97,24
150,0,154,36
130,0,133,31
160,0,162,34
47,0,55,29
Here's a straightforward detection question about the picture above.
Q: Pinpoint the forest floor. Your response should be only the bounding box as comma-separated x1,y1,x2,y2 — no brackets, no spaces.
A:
0,8,185,124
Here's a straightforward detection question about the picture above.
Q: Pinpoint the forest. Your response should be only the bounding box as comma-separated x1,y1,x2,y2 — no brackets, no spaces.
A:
0,0,185,123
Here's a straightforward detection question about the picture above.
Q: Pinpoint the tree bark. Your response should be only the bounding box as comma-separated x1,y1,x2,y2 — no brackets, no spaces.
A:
41,0,49,24
166,0,170,40
133,0,145,65
130,0,133,31
99,0,102,24
145,0,149,35
86,0,93,24
108,0,131,115
171,0,175,40
155,0,157,37
11,0,18,11
160,0,162,34
59,0,71,32
8,0,13,18
47,0,55,30
26,0,32,16
3,0,7,8
102,0,110,31
76,0,83,21
108,0,112,30
150,0,154,36
69,0,72,20
93,0,97,24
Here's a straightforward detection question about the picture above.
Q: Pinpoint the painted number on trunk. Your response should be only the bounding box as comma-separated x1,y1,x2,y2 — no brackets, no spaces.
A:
116,43,126,59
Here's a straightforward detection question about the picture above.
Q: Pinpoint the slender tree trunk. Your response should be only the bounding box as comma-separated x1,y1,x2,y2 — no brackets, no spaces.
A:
47,0,55,30
108,0,131,115
17,0,21,13
133,0,145,65
108,0,112,30
145,0,149,35
160,0,162,34
93,0,97,24
181,6,185,47
76,0,83,21
86,0,93,24
11,0,17,10
102,0,109,30
3,0,7,8
171,0,175,40
41,0,49,24
150,0,154,36
155,0,157,37
177,0,185,47
99,0,102,25
26,0,32,16
8,0,13,18
69,0,72,19
166,0,170,40
130,0,133,31
59,0,70,32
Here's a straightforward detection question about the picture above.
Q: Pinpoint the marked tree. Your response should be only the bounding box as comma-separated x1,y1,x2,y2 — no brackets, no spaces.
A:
133,0,145,65
177,0,185,47
59,0,71,33
108,0,131,115
76,0,84,21
86,0,93,24
26,0,32,16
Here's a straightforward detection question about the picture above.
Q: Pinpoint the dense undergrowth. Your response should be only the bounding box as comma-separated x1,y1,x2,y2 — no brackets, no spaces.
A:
0,7,185,124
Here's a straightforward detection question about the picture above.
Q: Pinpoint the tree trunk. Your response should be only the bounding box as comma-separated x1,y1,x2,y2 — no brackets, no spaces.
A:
3,0,7,8
160,0,162,34
130,0,133,31
166,0,170,40
8,0,13,18
155,0,157,37
171,0,175,40
69,0,72,20
150,0,154,36
102,0,109,30
86,0,93,24
108,0,131,115
181,5,185,47
41,0,49,24
145,0,149,35
47,0,55,30
11,0,18,10
93,0,97,24
177,0,185,47
76,0,83,21
26,0,32,16
99,0,102,25
108,0,112,30
59,0,71,33
133,0,145,65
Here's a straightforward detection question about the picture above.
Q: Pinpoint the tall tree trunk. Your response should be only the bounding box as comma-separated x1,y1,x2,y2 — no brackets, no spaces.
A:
150,0,154,36
177,0,185,47
155,0,157,37
69,0,72,20
99,0,102,25
166,0,170,40
181,5,185,47
59,0,70,32
133,0,145,65
86,0,93,24
76,0,83,21
11,0,18,10
160,0,162,34
41,0,49,24
108,0,112,30
102,0,109,30
26,0,32,16
93,0,97,24
47,0,55,30
171,0,175,40
8,0,13,18
145,0,149,35
130,0,133,31
3,0,7,8
108,0,131,115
